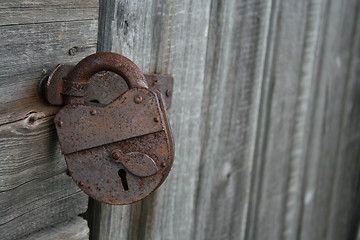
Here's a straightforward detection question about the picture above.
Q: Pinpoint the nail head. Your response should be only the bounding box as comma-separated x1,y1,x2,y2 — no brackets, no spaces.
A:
57,121,63,127
134,95,143,104
111,150,121,160
68,47,77,56
166,89,172,97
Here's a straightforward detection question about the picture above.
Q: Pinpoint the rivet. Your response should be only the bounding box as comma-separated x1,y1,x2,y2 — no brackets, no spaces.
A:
111,150,121,160
57,121,63,127
154,117,160,122
90,109,97,115
161,162,166,168
134,95,143,104
79,181,84,187
166,89,172,97
68,47,77,56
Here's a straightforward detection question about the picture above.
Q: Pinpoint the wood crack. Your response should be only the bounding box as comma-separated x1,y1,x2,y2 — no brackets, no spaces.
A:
0,19,98,28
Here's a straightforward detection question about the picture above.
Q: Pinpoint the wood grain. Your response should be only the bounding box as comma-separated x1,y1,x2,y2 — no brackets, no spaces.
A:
89,0,213,239
300,1,360,239
246,1,323,239
91,0,360,240
0,1,98,239
2,0,354,239
89,0,270,239
246,0,360,240
20,217,89,240
0,20,98,125
191,1,270,239
0,0,98,26
0,114,88,240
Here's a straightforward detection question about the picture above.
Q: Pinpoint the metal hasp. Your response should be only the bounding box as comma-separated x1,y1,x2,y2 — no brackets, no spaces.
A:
41,52,175,205
40,66,174,109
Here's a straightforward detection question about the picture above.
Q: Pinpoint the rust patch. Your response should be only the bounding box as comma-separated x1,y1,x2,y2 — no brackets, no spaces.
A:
42,52,174,205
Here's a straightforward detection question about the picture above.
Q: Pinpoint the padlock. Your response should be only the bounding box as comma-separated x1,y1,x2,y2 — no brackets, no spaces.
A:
53,52,174,205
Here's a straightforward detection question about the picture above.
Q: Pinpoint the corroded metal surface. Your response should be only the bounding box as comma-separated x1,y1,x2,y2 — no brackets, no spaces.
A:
144,74,174,109
67,52,147,87
40,64,73,105
66,130,173,205
86,72,174,109
40,65,174,109
47,52,174,205
55,88,164,154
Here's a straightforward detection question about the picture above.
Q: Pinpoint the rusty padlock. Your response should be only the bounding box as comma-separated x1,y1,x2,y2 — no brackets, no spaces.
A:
52,52,174,205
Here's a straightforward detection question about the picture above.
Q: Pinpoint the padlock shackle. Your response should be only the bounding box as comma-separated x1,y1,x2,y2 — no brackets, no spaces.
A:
68,52,148,88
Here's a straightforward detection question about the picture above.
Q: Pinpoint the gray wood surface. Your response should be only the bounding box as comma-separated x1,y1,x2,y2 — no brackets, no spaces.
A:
0,19,98,125
89,0,360,240
0,1,98,26
20,217,89,240
0,0,358,239
0,1,98,239
247,1,360,240
90,0,268,239
89,0,213,239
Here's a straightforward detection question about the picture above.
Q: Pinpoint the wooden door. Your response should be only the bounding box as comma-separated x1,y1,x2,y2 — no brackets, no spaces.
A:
0,1,98,239
1,1,359,240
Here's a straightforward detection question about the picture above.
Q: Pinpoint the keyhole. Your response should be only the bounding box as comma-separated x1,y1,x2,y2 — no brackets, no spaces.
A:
118,169,129,191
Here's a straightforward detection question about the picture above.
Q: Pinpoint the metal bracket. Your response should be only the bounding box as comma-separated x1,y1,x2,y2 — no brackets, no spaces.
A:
39,64,174,109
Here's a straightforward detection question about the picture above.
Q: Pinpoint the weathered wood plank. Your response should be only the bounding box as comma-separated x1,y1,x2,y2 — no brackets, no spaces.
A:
87,200,141,240
134,0,214,238
90,0,359,239
191,1,270,239
20,217,89,240
246,0,360,240
0,114,63,191
0,0,98,26
300,1,360,239
0,114,88,240
89,0,213,239
89,0,270,240
0,2,99,239
245,1,324,239
0,19,98,125
326,26,360,239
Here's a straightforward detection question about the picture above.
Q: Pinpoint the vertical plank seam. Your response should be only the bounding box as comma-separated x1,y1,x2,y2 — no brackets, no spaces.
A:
244,0,281,239
88,1,114,239
280,1,325,239
325,1,360,239
151,1,165,73
97,0,115,52
233,1,273,239
295,1,330,240
296,0,332,238
190,0,217,238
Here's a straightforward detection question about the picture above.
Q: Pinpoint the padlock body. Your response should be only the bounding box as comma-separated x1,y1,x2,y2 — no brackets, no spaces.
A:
55,88,174,204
